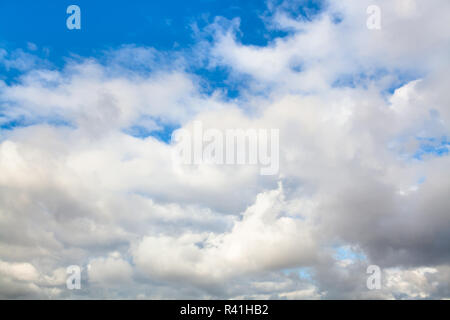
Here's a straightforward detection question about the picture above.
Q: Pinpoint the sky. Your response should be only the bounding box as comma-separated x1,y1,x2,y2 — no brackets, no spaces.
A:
0,0,449,299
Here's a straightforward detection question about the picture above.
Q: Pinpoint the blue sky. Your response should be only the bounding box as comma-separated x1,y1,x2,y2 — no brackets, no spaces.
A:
0,1,326,51
0,0,301,68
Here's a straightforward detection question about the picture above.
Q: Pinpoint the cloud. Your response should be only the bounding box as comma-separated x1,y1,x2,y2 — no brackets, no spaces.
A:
132,184,320,289
0,0,449,299
88,253,133,287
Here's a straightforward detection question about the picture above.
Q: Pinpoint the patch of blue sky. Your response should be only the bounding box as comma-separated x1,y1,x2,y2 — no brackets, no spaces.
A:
413,136,449,160
123,121,180,144
0,114,73,131
417,176,426,184
332,73,361,89
289,61,304,73
282,267,313,281
0,116,28,130
389,134,448,163
332,68,422,94
383,70,424,96
0,66,28,86
192,65,250,99
334,246,367,262
330,12,344,25
273,0,326,23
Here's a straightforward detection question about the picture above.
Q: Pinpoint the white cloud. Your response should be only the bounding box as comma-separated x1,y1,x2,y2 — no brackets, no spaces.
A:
0,260,40,282
88,253,133,287
133,183,319,287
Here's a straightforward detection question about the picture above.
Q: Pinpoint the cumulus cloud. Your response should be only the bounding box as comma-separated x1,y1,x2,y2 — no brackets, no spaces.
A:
88,252,133,287
0,0,449,299
133,184,320,288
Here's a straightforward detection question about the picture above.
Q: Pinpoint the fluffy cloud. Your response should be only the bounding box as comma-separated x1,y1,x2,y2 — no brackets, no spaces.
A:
0,0,449,299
